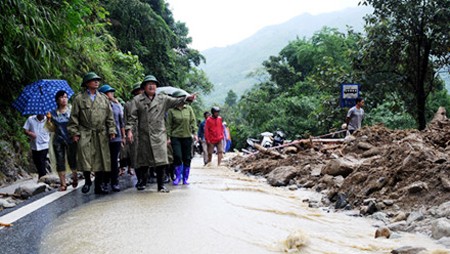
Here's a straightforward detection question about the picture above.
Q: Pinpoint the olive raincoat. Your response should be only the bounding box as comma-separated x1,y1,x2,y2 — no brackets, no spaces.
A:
67,91,116,172
126,93,185,168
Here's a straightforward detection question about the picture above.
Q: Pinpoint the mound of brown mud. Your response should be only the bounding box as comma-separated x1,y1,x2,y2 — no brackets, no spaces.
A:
229,118,450,219
340,123,449,211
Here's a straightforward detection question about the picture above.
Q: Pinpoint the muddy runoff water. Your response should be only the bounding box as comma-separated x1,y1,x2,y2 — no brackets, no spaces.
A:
40,155,448,254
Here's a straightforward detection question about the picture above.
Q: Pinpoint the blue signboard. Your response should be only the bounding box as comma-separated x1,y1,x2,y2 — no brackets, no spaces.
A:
340,84,360,107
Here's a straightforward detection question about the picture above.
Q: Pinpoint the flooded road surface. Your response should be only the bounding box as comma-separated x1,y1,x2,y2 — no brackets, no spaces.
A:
40,156,448,253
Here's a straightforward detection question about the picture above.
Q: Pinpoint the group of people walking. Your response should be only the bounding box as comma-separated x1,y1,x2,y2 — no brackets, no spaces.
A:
22,71,364,196
23,72,202,194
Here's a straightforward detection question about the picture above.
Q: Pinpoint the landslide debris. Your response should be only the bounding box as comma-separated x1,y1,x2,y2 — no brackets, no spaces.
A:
229,108,450,237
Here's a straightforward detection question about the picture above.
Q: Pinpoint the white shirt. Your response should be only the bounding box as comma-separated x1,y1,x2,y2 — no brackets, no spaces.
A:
23,115,50,151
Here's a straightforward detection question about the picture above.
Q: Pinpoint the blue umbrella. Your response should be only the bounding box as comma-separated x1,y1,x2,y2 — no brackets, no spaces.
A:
12,79,74,115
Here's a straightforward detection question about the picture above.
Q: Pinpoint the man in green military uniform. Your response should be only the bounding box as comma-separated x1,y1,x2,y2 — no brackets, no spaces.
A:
68,72,117,194
166,90,198,185
126,75,196,192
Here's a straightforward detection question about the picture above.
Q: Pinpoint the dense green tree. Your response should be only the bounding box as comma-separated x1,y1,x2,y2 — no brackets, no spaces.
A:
104,0,212,96
1,0,70,102
224,90,238,107
365,94,416,129
104,0,175,84
358,0,450,130
0,0,145,173
0,0,145,102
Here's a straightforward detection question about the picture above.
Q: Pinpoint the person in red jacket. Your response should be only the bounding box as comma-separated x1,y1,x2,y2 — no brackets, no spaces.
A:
204,106,224,166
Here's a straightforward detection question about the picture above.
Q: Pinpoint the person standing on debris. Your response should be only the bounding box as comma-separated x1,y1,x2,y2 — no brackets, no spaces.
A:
345,97,365,135
68,72,116,194
126,75,197,192
47,90,78,191
99,84,125,192
166,91,198,185
119,83,142,176
23,114,51,180
197,111,211,165
205,106,224,166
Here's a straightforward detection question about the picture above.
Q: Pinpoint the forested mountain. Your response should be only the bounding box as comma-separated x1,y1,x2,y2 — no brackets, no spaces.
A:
200,7,372,105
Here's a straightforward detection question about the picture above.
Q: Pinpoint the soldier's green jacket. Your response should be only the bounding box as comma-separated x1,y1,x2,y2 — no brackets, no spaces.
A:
67,90,116,172
166,105,197,138
126,92,185,168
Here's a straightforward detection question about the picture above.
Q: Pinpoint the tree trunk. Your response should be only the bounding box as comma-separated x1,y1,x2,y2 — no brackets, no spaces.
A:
415,29,431,131
417,86,426,130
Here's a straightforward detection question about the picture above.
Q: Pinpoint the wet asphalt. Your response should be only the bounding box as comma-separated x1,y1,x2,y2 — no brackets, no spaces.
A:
0,175,136,253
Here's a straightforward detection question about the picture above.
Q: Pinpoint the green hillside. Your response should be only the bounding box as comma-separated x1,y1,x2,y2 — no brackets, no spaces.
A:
200,7,372,106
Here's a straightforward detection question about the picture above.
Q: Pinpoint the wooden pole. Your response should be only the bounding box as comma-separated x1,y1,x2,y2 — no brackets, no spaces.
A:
242,130,346,156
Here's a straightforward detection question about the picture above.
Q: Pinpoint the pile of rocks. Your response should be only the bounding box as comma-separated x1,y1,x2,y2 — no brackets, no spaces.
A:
0,174,63,211
229,111,450,242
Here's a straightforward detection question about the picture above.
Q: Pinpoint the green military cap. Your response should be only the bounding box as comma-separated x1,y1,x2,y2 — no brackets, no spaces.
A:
81,72,101,86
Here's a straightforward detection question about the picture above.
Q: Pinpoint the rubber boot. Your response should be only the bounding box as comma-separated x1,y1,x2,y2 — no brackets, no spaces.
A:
105,170,119,192
135,167,146,190
101,182,109,193
142,167,149,186
81,171,92,193
148,167,157,184
94,171,108,194
134,167,140,189
94,171,102,193
164,164,172,183
156,166,169,193
168,164,175,181
182,166,190,185
102,171,111,193
172,165,182,185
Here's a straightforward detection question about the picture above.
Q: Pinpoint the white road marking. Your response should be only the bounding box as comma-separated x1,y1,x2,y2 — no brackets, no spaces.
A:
0,180,85,230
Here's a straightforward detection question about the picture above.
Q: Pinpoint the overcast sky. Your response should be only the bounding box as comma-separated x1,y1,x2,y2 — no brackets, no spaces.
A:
166,0,362,50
